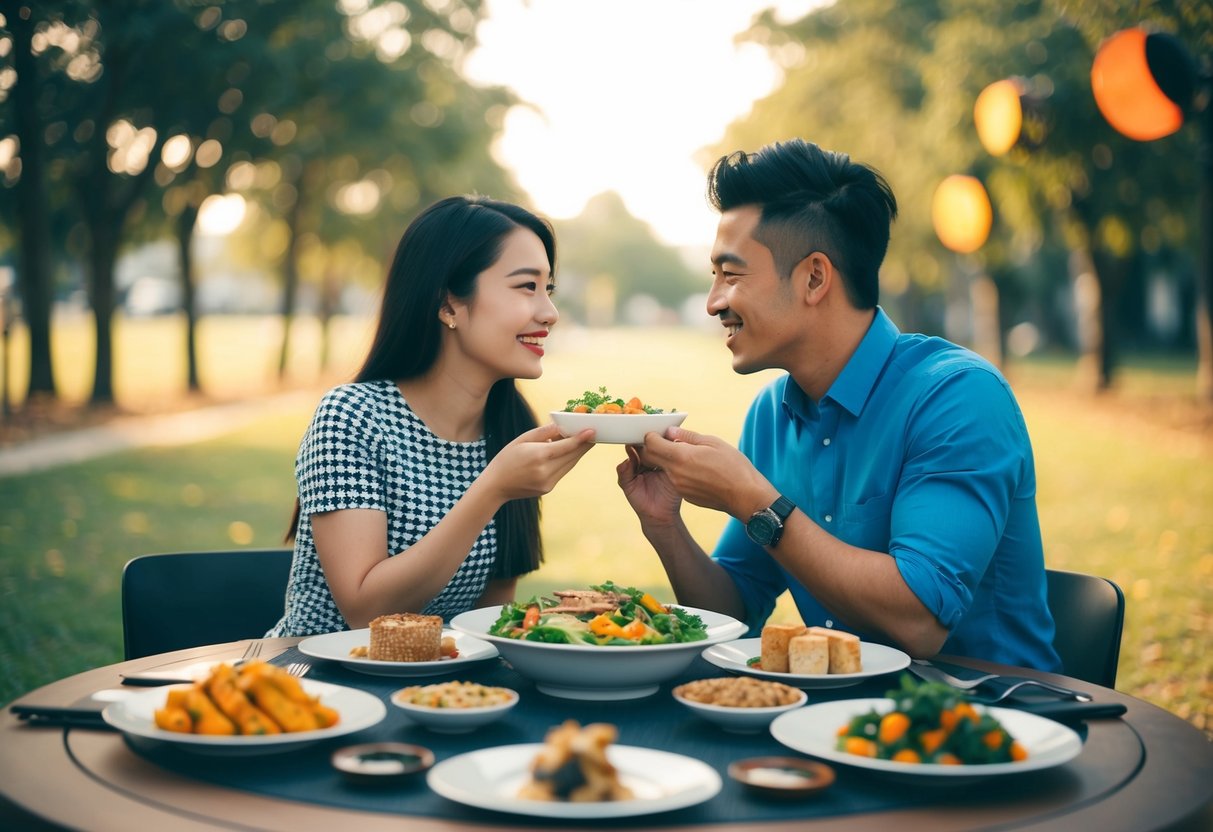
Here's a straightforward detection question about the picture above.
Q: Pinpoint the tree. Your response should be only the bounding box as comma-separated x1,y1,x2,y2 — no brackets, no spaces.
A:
554,191,705,324
718,0,1208,392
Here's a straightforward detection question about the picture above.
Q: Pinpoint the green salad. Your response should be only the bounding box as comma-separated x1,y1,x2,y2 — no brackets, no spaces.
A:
488,581,708,646
837,674,1028,765
563,387,667,414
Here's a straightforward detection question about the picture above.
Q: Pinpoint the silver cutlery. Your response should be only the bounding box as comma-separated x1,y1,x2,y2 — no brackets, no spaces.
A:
236,640,263,665
286,662,311,678
910,659,1092,702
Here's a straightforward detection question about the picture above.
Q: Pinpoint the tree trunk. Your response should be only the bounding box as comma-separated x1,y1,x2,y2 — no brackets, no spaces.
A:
278,207,301,382
1196,102,1213,403
177,204,201,392
87,227,119,404
318,267,341,372
9,7,57,400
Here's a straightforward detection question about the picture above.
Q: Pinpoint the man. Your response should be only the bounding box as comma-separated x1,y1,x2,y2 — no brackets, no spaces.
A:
618,138,1059,669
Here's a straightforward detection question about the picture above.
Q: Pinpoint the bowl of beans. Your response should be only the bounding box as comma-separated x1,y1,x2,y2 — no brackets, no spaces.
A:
672,676,807,734
391,681,519,733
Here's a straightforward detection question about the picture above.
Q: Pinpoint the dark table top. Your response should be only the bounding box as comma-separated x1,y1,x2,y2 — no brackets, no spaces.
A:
3,638,1211,832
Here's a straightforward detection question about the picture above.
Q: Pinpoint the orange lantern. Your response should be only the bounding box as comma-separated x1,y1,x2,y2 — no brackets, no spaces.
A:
974,80,1024,157
932,175,993,254
1091,28,1187,141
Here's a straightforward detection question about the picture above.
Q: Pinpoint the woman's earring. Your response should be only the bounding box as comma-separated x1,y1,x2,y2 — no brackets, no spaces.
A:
447,321,456,330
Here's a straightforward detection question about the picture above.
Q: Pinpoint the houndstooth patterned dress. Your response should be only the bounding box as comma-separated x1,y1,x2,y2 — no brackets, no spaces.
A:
266,380,497,637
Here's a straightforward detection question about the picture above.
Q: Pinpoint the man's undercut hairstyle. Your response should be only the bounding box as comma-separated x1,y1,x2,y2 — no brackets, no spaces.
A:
707,138,898,309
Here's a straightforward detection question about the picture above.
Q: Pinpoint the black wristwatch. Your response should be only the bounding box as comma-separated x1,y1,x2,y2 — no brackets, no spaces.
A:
745,495,796,547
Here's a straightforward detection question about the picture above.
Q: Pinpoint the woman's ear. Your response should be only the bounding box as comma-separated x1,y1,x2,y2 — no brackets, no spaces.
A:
438,298,458,330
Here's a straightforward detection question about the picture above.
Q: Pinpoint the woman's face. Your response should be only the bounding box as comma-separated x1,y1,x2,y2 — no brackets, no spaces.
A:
447,227,558,382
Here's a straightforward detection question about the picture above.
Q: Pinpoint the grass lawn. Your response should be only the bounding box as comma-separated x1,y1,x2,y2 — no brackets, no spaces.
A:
1,317,1209,739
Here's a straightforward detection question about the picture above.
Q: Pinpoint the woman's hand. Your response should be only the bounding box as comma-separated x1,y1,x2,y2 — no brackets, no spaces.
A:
482,422,596,502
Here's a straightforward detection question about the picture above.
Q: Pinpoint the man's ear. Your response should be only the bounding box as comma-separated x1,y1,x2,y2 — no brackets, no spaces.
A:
796,252,835,306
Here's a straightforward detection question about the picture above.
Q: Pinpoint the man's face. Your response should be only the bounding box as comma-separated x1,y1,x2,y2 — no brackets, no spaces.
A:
707,206,799,375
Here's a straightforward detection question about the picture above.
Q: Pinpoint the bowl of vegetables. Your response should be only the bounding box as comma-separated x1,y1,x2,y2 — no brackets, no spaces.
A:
449,582,747,700
550,388,686,445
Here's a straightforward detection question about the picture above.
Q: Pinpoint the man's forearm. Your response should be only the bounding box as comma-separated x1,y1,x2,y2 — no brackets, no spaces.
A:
774,511,948,656
641,517,747,620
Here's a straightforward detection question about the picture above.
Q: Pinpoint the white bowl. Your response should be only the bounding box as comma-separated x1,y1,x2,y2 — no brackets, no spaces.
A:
391,685,519,733
449,605,748,700
672,686,808,733
550,410,688,445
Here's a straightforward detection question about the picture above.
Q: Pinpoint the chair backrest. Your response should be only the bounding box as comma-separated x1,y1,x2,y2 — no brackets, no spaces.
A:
1045,568,1125,688
121,549,293,660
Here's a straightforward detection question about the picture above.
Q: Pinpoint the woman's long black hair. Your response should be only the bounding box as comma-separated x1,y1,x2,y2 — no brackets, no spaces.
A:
287,195,554,579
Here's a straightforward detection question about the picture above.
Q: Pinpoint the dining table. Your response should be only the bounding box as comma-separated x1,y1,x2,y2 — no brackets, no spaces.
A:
2,636,1211,832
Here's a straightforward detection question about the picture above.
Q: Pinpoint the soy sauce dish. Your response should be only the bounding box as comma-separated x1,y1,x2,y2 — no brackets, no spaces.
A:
331,742,434,784
728,756,835,798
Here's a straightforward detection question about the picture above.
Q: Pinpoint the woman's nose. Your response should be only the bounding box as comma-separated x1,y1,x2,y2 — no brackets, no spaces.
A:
538,293,559,326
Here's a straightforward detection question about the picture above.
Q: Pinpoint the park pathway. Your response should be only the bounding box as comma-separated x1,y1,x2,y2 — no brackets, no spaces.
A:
0,389,318,478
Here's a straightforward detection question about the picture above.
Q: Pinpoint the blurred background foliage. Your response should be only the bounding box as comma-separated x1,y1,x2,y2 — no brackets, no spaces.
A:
1,0,1212,420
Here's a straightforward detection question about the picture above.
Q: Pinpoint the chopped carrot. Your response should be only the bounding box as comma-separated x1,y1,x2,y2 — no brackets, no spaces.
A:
879,712,911,745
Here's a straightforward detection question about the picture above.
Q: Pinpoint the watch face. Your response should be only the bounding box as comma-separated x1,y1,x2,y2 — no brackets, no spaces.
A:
746,511,779,546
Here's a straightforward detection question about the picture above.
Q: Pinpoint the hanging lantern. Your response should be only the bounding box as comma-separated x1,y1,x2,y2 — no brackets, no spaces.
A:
932,175,993,254
1091,28,1195,141
974,79,1024,156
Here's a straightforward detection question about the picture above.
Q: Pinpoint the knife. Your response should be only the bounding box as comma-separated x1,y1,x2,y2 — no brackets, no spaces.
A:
10,703,114,730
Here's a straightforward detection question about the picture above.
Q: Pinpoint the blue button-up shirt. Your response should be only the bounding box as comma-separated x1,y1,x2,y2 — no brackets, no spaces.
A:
714,308,1060,670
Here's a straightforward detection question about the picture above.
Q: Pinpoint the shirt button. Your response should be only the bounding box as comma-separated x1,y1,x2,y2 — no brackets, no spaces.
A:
824,514,833,523
825,620,834,628
822,438,831,446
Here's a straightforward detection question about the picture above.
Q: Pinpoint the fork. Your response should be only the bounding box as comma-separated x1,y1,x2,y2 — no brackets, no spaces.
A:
286,662,311,678
965,678,1092,704
235,640,262,665
910,660,1092,702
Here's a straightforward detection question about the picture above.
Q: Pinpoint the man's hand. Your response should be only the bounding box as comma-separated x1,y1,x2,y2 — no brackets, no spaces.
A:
636,426,776,520
616,443,683,527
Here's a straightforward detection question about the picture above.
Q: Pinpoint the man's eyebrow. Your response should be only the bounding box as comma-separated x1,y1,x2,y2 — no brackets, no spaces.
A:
711,252,747,269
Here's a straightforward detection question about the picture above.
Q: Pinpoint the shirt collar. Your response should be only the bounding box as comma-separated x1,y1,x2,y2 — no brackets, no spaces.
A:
826,307,900,417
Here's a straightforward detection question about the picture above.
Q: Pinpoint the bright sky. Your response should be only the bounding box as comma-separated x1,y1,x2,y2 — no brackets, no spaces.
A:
464,0,821,249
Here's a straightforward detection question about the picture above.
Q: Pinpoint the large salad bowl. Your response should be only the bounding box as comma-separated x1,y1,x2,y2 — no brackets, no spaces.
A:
449,604,747,700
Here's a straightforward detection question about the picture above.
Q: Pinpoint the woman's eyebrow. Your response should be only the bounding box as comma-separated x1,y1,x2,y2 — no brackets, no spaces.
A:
505,266,548,277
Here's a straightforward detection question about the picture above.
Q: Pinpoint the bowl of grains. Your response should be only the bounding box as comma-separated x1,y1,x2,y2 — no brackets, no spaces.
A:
672,676,807,734
391,681,519,733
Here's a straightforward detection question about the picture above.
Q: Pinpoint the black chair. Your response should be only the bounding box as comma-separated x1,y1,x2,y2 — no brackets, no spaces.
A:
1045,568,1125,688
121,549,293,659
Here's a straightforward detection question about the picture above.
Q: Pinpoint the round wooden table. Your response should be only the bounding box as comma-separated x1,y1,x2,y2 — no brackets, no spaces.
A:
2,639,1211,831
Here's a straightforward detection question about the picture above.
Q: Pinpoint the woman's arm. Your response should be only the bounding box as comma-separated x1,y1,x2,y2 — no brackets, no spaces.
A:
314,423,593,626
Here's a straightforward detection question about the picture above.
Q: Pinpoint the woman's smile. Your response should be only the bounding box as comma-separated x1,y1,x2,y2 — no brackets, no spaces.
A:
518,331,548,356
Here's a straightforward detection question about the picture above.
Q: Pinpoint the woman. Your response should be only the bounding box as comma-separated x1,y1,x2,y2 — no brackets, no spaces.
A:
267,196,595,637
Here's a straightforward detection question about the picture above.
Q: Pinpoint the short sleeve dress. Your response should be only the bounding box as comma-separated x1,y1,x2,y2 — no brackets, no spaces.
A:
266,380,498,637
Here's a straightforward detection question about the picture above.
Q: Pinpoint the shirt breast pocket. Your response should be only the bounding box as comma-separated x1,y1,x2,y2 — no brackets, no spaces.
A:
841,493,893,549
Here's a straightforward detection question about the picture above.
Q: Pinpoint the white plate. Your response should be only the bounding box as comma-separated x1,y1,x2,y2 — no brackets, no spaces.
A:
702,637,911,688
770,698,1083,781
550,410,687,444
427,743,721,818
449,605,748,700
102,680,387,755
392,686,520,733
672,686,807,734
297,628,498,677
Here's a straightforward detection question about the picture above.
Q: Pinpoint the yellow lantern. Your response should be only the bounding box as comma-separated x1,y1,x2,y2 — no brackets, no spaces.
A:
974,79,1024,157
932,175,993,254
1091,28,1184,141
